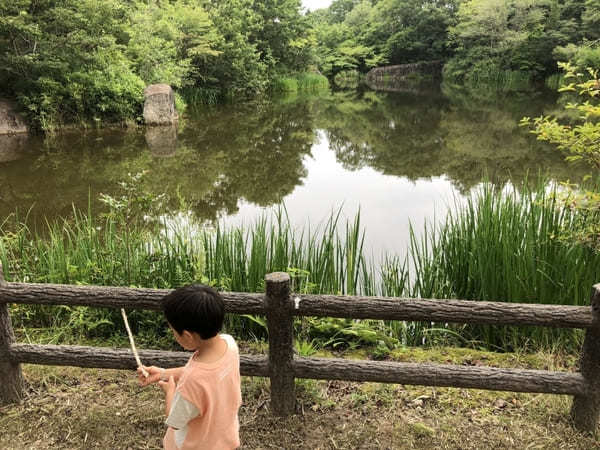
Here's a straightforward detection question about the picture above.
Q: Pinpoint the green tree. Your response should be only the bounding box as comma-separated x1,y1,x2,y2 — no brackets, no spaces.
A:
369,0,458,65
584,0,600,39
523,63,600,169
0,0,145,129
522,61,600,249
312,1,384,75
313,0,456,76
445,0,593,85
251,0,315,73
199,0,269,98
127,0,220,88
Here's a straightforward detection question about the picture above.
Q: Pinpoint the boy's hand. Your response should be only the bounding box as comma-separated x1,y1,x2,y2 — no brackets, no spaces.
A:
158,375,176,395
137,366,163,386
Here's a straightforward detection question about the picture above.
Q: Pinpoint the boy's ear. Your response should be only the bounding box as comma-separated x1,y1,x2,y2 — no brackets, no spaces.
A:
181,330,201,343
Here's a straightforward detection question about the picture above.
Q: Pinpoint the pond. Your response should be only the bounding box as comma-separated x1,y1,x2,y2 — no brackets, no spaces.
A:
0,85,586,258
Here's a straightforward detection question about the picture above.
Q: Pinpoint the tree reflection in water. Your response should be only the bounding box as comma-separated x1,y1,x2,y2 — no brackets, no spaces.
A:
0,87,586,230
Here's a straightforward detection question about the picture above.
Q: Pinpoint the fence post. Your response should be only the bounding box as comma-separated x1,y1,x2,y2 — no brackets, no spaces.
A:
265,272,295,416
0,262,24,404
570,284,600,434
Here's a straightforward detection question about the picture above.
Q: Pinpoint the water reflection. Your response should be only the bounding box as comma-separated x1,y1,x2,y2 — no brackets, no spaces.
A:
0,88,587,254
318,88,582,193
145,125,178,157
228,137,457,258
0,133,30,163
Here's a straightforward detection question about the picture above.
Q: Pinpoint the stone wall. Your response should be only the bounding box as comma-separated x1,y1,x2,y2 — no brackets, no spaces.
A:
365,61,443,89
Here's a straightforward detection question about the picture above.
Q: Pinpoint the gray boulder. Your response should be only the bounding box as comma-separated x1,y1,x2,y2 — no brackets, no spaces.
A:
0,100,28,135
143,84,179,125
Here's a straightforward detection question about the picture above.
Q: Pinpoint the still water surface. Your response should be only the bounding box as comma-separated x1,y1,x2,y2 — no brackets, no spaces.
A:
0,87,584,257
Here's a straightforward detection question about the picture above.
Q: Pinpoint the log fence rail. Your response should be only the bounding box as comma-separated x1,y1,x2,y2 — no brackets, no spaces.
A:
0,267,598,433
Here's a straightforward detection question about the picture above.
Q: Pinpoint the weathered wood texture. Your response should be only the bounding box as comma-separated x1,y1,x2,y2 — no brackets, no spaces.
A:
0,282,593,328
7,343,587,396
294,294,594,328
2,273,598,431
0,282,264,313
292,357,587,395
265,272,295,415
9,344,269,377
0,264,24,404
570,284,600,434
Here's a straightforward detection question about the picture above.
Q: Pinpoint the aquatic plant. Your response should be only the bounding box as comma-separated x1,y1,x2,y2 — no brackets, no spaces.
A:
2,181,599,351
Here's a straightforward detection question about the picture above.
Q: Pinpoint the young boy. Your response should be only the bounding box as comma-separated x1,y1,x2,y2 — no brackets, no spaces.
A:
137,285,242,450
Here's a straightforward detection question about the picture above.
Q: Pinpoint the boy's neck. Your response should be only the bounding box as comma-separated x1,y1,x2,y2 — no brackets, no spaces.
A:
192,334,227,363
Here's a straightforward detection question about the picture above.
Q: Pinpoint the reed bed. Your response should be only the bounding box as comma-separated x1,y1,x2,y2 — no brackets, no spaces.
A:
296,73,329,91
422,183,598,351
467,68,533,92
2,183,599,351
272,73,329,94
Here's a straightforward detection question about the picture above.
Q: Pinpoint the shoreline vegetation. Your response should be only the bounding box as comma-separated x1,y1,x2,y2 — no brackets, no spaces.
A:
2,1,599,444
2,180,598,355
1,1,598,132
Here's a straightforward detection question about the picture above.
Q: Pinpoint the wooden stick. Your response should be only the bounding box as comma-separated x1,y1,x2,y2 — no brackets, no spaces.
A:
121,308,148,377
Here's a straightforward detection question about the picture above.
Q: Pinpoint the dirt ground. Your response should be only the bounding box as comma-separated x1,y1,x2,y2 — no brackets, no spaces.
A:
1,348,599,449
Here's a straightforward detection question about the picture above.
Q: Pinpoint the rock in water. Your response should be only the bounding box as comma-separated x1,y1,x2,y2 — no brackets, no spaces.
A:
0,100,28,135
143,84,179,125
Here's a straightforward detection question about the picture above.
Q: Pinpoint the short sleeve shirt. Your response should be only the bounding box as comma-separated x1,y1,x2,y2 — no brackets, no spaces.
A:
163,334,242,450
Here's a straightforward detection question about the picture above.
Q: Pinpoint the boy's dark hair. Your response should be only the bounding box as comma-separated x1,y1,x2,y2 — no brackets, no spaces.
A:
162,284,224,339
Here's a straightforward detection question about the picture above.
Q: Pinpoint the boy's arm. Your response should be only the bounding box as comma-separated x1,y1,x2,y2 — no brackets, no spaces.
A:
159,376,201,430
161,376,176,416
163,366,185,382
137,366,185,386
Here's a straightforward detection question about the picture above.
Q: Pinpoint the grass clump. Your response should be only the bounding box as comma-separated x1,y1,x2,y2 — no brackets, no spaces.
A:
468,69,532,92
421,183,598,351
272,76,299,93
272,73,329,94
296,73,329,91
3,177,600,353
545,73,565,91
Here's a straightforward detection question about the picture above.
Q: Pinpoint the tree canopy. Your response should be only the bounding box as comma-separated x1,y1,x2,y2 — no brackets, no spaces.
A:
0,0,598,129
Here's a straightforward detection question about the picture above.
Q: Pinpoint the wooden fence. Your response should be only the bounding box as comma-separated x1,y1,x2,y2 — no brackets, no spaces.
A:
0,268,599,434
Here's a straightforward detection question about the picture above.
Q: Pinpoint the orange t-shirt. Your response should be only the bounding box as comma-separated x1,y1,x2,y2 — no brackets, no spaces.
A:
163,334,242,450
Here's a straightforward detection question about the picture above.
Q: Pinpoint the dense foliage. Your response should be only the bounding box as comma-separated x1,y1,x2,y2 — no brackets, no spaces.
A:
1,0,598,128
0,0,313,129
523,61,600,250
312,0,599,88
444,0,600,87
311,0,457,76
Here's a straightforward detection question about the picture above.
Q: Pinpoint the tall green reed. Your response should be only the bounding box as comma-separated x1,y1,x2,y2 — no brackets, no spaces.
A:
467,68,533,92
272,73,329,94
545,73,565,91
421,182,596,351
3,180,599,351
0,208,203,341
296,73,329,91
